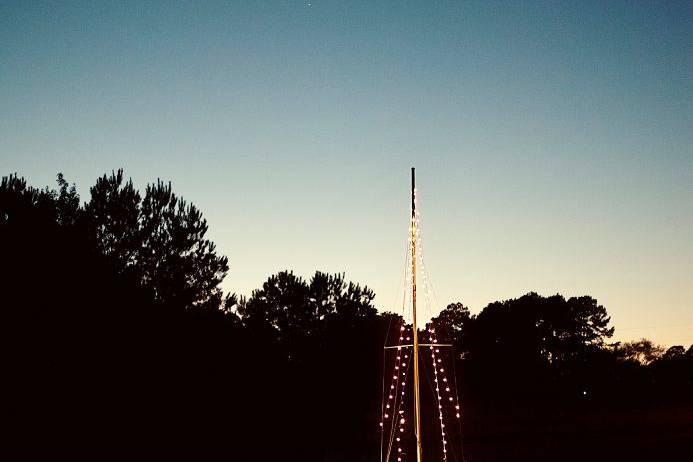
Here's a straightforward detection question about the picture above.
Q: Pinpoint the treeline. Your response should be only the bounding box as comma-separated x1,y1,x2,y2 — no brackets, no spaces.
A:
2,171,691,461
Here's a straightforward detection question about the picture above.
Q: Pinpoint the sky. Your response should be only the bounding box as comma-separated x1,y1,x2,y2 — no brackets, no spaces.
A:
1,1,692,346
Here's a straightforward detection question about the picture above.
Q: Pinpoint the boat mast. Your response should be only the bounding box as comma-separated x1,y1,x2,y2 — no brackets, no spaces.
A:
411,167,423,462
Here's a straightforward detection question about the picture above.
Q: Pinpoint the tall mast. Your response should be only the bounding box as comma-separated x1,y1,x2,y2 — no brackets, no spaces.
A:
411,167,423,462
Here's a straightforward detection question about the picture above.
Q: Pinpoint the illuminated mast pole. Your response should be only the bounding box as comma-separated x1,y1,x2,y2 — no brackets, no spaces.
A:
411,167,423,462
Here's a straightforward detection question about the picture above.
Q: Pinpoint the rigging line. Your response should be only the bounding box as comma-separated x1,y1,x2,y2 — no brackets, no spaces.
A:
384,222,414,462
416,184,465,462
385,335,414,462
392,231,412,340
428,323,464,462
385,204,414,461
383,236,410,462
386,320,414,462
417,237,437,336
451,346,465,462
385,322,405,462
420,338,461,462
436,332,464,462
419,343,446,461
414,199,443,319
428,330,452,462
414,203,438,325
402,231,412,322
416,185,456,461
397,340,414,462
380,347,386,462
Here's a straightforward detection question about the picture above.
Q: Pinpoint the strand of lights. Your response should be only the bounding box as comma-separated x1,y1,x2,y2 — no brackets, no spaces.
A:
415,199,461,421
382,322,413,462
395,334,411,462
429,328,448,460
413,191,449,458
413,181,461,462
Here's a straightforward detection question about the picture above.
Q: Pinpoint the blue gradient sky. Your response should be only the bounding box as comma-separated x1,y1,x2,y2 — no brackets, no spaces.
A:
2,1,692,345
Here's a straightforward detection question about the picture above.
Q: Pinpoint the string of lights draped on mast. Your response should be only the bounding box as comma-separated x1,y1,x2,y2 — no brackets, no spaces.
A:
379,168,464,462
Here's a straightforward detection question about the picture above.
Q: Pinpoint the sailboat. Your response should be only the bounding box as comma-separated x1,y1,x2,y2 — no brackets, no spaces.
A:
379,168,464,462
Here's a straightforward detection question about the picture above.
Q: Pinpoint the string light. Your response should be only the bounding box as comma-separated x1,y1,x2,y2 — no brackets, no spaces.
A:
381,182,465,462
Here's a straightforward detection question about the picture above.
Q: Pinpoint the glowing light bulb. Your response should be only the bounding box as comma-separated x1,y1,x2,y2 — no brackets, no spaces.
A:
400,418,405,424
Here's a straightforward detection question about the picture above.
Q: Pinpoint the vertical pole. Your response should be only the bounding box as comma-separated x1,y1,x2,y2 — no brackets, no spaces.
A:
411,167,423,462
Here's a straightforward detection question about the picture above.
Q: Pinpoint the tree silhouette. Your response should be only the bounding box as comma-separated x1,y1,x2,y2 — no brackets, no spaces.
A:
85,169,228,307
615,338,665,365
429,301,471,350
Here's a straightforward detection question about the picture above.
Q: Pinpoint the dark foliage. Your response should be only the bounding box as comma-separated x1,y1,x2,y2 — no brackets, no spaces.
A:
2,172,692,461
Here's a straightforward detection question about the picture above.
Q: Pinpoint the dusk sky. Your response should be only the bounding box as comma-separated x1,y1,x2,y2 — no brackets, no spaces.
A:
2,1,691,345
